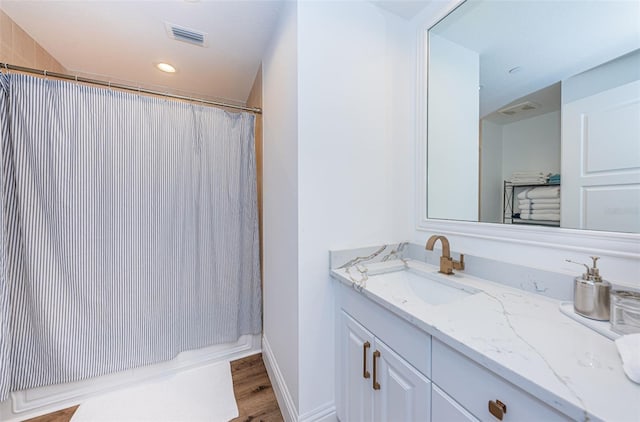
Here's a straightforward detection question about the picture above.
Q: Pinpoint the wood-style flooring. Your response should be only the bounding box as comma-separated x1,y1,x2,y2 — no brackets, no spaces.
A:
24,353,283,422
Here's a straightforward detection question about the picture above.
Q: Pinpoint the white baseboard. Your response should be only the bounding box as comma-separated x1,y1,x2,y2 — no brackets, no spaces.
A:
0,334,261,422
262,335,336,422
299,401,337,422
262,335,298,422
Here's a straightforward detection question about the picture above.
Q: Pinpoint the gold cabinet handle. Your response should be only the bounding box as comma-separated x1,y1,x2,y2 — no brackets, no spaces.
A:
488,399,507,420
362,341,371,379
372,350,381,390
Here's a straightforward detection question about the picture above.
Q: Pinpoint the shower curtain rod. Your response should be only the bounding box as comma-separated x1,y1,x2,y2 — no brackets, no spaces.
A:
0,62,262,114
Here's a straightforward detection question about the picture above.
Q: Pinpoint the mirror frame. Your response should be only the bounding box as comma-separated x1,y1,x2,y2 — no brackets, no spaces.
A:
415,0,639,260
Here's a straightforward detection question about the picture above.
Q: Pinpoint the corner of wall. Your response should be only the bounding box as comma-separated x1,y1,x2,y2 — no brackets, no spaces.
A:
0,10,66,72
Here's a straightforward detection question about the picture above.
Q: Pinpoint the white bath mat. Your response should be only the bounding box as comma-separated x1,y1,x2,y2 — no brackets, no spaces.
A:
71,361,239,422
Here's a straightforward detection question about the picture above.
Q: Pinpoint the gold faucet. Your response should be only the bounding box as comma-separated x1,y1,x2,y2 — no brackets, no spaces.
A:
425,235,464,275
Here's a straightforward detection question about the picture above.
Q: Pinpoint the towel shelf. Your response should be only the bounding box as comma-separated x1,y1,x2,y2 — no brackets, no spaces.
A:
502,181,561,227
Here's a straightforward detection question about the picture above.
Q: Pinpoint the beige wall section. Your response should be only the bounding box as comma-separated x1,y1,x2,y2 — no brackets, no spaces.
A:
0,10,65,72
246,65,263,278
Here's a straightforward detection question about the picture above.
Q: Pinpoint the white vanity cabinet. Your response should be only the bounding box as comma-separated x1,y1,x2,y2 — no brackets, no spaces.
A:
335,281,572,422
336,283,432,422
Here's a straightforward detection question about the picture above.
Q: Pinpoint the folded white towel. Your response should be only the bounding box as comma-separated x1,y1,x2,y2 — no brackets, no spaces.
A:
521,209,561,215
511,171,549,177
518,203,561,211
518,198,560,205
510,179,547,184
615,334,640,384
519,212,560,221
519,186,560,200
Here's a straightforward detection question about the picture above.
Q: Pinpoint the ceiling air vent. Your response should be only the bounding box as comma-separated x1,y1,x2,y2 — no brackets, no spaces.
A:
498,101,539,117
165,22,208,47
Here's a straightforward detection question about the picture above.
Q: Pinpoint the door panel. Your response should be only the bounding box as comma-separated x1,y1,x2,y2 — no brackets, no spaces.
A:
562,79,640,231
373,340,430,422
432,384,479,422
340,311,374,422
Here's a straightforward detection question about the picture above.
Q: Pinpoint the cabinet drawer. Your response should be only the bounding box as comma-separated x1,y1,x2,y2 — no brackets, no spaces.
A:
432,339,570,421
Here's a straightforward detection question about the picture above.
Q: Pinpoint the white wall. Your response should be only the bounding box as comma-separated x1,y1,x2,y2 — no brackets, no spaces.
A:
480,120,503,223
262,1,414,419
296,1,412,416
427,34,479,221
501,111,561,181
262,0,300,413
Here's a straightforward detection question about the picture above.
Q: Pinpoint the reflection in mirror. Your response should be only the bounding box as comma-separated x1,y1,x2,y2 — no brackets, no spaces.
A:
427,0,640,233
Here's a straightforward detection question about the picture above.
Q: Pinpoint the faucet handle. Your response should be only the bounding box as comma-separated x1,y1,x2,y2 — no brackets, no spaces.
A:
454,254,465,271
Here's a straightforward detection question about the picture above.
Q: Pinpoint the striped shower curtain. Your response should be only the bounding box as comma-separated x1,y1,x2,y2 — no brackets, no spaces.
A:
0,74,261,400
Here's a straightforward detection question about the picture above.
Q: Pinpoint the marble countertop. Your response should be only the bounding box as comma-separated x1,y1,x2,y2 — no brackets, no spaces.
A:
331,259,640,422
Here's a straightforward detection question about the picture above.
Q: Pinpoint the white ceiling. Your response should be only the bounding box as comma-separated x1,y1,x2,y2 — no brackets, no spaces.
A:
1,0,285,105
370,0,430,19
483,82,560,125
431,0,640,118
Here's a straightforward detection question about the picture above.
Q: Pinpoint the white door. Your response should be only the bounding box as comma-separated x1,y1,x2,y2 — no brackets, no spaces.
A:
373,339,431,422
562,79,640,232
339,311,374,422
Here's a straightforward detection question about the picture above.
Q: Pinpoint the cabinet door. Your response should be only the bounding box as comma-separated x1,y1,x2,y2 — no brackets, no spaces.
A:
432,384,479,422
373,339,431,422
339,311,375,422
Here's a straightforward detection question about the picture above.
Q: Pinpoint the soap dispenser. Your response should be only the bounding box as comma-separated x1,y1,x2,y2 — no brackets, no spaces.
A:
566,256,611,321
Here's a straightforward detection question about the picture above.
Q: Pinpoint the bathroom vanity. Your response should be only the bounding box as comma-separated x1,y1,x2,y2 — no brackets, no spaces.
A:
331,252,639,421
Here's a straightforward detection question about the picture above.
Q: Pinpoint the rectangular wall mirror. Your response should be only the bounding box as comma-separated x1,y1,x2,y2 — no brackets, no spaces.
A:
427,0,640,233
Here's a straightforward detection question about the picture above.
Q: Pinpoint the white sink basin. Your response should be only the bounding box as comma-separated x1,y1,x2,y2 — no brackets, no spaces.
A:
366,268,480,306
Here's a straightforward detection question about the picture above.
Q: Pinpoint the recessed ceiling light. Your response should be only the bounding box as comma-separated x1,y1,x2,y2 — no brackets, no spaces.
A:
156,63,176,73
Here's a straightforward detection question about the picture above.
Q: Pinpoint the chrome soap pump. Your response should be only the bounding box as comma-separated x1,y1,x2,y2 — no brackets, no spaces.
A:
566,256,611,321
